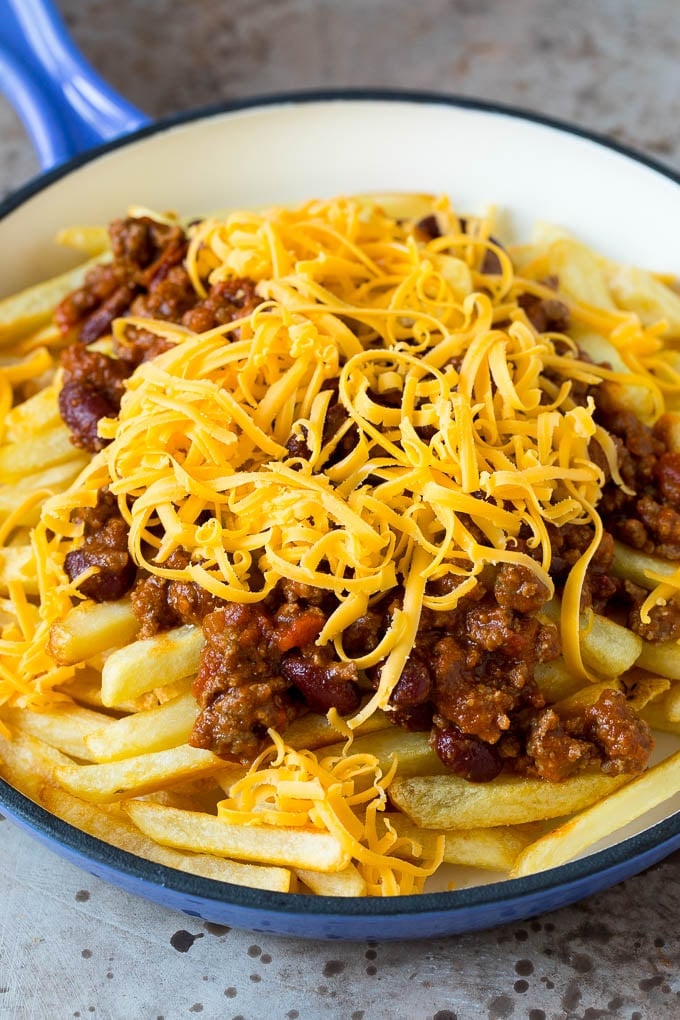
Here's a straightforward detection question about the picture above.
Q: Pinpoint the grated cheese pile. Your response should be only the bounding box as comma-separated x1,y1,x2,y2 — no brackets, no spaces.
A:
3,194,680,712
216,728,444,896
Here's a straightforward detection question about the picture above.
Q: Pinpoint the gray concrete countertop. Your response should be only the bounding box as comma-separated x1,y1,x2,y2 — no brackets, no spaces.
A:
1,2,680,1017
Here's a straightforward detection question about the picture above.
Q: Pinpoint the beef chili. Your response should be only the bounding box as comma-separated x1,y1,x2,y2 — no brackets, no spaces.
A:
56,216,260,451
53,210,667,780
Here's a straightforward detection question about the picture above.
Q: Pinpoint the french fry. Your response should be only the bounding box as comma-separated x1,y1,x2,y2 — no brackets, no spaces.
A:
511,750,680,876
575,331,629,372
662,683,680,722
0,347,54,389
14,321,66,357
384,813,536,872
358,193,441,221
53,743,225,802
580,615,643,677
3,384,62,442
0,254,109,346
636,639,680,680
0,545,38,596
0,459,89,524
545,238,615,310
101,624,204,706
609,265,680,331
296,864,367,897
322,728,449,778
0,729,73,798
85,691,197,762
41,786,291,891
534,658,584,703
540,600,642,677
49,598,140,666
55,225,111,257
640,703,680,735
57,668,112,710
389,771,631,830
2,704,112,761
212,718,403,799
611,541,677,590
625,674,671,712
177,766,247,812
552,679,624,717
125,800,349,872
59,669,189,715
574,332,656,420
283,704,390,750
0,423,79,477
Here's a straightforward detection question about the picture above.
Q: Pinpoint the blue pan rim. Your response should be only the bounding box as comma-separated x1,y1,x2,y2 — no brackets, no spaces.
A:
3,769,680,919
1,86,679,921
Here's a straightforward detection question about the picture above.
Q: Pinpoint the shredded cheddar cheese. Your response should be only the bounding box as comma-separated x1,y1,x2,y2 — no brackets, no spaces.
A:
217,728,444,895
2,193,680,718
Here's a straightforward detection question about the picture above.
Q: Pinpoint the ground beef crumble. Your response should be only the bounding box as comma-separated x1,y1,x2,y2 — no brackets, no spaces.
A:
63,489,136,602
517,279,571,335
595,384,680,559
55,216,261,450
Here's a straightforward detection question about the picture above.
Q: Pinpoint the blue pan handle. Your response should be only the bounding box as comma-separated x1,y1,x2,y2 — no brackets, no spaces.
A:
0,0,151,171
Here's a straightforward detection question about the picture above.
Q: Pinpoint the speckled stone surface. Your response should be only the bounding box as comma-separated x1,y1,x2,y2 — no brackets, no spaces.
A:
2,1,680,1017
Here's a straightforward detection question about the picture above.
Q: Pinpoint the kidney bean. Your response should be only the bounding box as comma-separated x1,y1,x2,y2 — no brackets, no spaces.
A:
388,703,434,732
655,451,680,511
430,724,503,782
58,380,118,452
79,282,137,345
389,657,432,708
281,651,361,715
63,515,136,602
64,546,136,602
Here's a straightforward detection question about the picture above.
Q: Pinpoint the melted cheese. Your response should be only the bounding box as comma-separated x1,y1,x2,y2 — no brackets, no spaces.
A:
3,195,680,711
